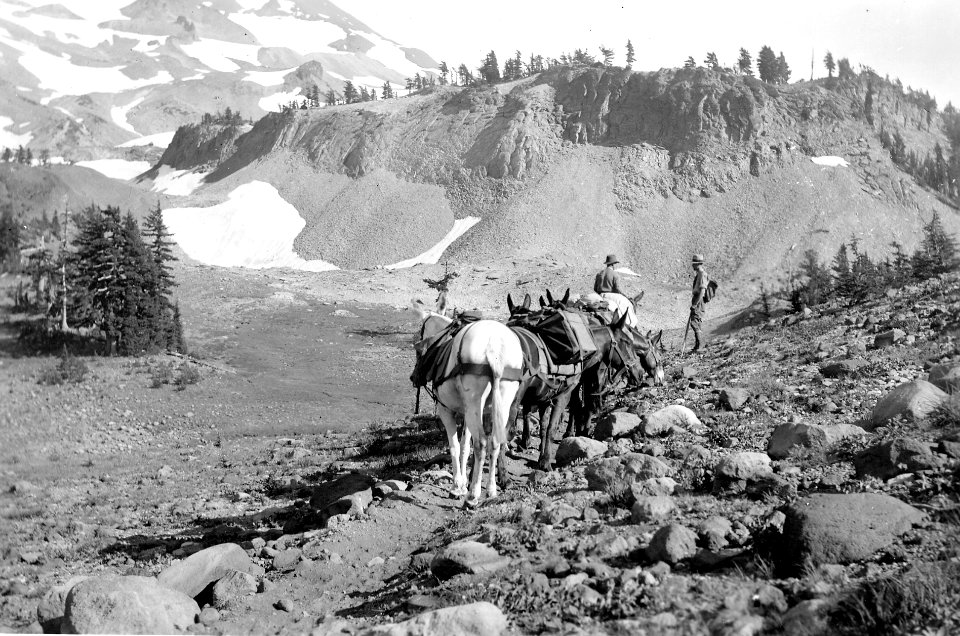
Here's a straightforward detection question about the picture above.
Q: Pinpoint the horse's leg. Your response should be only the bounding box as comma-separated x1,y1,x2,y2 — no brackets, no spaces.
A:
437,405,467,497
487,380,518,499
538,403,553,471
462,379,489,506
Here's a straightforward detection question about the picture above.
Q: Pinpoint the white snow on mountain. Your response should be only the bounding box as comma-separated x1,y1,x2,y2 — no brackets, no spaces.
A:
0,116,33,148
259,88,302,112
150,167,208,196
178,39,264,73
228,12,346,54
118,131,177,149
76,159,151,180
386,217,481,269
243,68,297,87
110,97,145,135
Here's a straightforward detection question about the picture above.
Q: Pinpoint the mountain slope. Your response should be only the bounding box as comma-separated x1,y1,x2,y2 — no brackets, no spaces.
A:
150,65,960,283
0,0,439,159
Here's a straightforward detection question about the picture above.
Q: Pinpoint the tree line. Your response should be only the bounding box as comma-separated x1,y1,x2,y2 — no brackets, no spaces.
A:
778,212,959,313
1,145,52,166
5,202,185,356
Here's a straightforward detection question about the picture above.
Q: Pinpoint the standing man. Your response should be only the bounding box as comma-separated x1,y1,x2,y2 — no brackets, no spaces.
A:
689,253,707,354
594,254,624,295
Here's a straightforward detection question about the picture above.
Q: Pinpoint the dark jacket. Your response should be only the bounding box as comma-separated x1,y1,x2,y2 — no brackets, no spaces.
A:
594,267,624,295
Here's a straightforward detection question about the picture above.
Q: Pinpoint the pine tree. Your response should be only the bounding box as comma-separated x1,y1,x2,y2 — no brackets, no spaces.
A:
913,212,960,278
823,51,835,78
15,145,24,164
0,206,20,271
625,40,635,67
599,46,614,66
326,88,337,106
513,50,523,77
837,57,854,81
142,202,177,303
683,56,696,69
737,48,753,75
439,61,449,85
776,52,790,84
1,147,11,162
480,51,500,83
170,302,186,353
343,81,359,103
757,46,778,83
831,242,855,301
381,82,393,99
359,86,370,101
704,52,719,70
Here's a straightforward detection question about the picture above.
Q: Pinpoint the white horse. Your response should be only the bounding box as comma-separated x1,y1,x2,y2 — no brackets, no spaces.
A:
579,291,644,330
411,300,524,505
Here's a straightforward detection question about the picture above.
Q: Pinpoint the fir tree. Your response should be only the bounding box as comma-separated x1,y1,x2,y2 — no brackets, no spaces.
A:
823,51,835,78
776,52,790,84
704,52,719,70
913,212,960,278
1,147,11,162
831,242,855,301
439,61,449,84
625,40,635,67
170,302,186,353
325,88,337,106
0,206,20,271
599,46,614,66
343,81,359,103
837,57,854,81
683,56,696,69
480,51,500,83
757,46,778,83
381,82,393,99
737,48,753,75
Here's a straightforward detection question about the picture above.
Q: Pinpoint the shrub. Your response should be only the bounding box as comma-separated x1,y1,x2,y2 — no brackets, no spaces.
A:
174,364,200,390
149,362,175,388
38,350,88,385
930,394,960,429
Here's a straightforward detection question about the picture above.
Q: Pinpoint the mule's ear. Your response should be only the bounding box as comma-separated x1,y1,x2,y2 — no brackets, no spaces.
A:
612,311,629,333
437,290,447,314
561,288,570,305
507,293,516,314
539,296,547,308
654,329,664,347
546,289,555,305
410,298,429,320
635,290,645,303
522,293,531,309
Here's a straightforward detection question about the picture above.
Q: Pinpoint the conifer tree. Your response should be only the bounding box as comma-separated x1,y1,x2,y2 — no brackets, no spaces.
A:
757,46,778,83
823,51,835,78
480,51,500,83
599,46,614,66
704,52,719,70
776,52,791,84
831,242,855,301
343,81,359,103
381,82,393,99
683,56,696,69
737,48,753,75
0,206,20,271
837,57,854,80
625,40,635,67
1,147,11,162
913,212,960,278
439,61,449,84
170,302,186,353
326,88,337,105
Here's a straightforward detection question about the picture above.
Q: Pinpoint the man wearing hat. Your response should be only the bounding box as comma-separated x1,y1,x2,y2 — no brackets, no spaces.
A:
689,253,707,353
594,254,626,295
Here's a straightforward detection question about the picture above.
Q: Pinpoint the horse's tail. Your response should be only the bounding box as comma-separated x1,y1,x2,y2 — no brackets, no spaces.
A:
485,342,509,446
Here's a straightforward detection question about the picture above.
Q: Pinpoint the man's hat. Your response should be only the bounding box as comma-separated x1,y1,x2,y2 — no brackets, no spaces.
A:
604,254,619,266
692,253,705,264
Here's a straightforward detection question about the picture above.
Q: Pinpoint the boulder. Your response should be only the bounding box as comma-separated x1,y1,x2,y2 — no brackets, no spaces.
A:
641,405,701,436
869,380,947,429
715,452,772,482
63,575,199,634
594,412,641,440
767,422,867,459
211,570,257,609
854,437,943,479
719,388,750,411
158,543,263,599
430,542,510,580
309,472,376,514
773,493,923,575
819,359,869,378
272,548,302,572
360,601,508,636
782,599,830,636
630,477,677,498
928,363,960,394
585,453,673,499
940,431,960,459
36,576,88,633
646,524,698,565
554,437,608,465
873,328,906,348
631,496,677,523
697,516,733,551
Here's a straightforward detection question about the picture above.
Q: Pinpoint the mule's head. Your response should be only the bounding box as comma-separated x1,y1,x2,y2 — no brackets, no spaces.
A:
506,293,533,317
606,311,647,387
633,328,665,386
410,298,453,346
544,288,571,310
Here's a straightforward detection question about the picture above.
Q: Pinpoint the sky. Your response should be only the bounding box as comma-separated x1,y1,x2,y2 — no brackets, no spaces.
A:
347,0,960,108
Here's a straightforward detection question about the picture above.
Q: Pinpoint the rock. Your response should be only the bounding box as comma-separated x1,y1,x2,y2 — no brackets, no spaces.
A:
275,597,295,612
873,328,906,348
430,542,510,580
272,548,302,572
767,422,867,459
631,496,677,523
585,453,673,499
719,388,750,411
697,516,733,551
819,359,869,378
307,472,376,524
158,543,263,599
359,601,508,636
640,442,665,457
594,411,641,440
630,477,677,498
869,380,947,429
36,576,88,632
211,570,257,609
647,524,698,565
641,405,701,436
940,431,960,459
782,599,830,636
853,438,942,479
198,607,220,626
63,575,199,634
554,437,608,465
772,493,923,575
536,502,581,525
156,465,174,481
716,452,772,482
928,363,960,394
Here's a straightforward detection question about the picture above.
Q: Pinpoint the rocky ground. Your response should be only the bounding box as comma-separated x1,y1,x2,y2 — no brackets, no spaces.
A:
1,265,959,635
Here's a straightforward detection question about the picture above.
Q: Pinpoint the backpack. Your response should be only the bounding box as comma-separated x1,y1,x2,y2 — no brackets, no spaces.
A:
704,278,719,303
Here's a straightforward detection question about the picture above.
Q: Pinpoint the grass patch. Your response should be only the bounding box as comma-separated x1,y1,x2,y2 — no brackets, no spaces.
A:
174,364,201,390
37,349,88,385
930,394,960,429
829,561,960,635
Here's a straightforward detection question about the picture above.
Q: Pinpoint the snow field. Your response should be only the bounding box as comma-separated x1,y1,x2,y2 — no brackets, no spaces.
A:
118,131,176,149
110,97,144,135
0,116,33,148
812,156,849,167
75,159,151,180
150,167,208,196
386,217,481,269
162,181,338,271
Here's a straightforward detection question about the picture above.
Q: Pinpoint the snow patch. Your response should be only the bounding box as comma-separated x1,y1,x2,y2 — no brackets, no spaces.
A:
150,166,208,196
179,39,262,72
615,267,643,277
76,159,151,180
163,181,339,271
386,217,481,269
0,116,33,148
235,0,270,10
258,87,301,112
356,31,437,79
242,67,295,87
228,12,345,55
811,156,849,168
118,130,176,148
110,96,144,135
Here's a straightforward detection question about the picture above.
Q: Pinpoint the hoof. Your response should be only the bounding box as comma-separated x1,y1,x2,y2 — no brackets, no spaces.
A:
464,497,480,509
